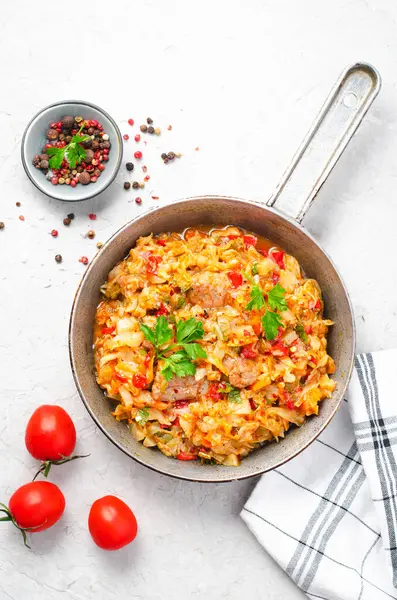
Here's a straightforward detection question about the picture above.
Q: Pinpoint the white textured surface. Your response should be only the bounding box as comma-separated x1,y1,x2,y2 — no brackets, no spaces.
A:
0,1,396,598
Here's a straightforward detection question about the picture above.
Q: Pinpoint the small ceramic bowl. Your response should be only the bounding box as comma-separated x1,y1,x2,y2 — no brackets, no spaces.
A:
21,100,123,202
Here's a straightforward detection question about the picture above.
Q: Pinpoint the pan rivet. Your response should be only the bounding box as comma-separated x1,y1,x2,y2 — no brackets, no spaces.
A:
343,92,358,108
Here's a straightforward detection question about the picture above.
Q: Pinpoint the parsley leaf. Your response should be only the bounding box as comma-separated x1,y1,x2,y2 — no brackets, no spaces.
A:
135,407,150,426
66,141,87,169
245,284,266,311
161,351,196,380
229,388,242,403
268,283,287,312
252,263,258,276
296,323,308,343
139,323,155,345
262,311,284,341
182,343,207,360
46,147,65,170
155,315,173,347
176,318,204,343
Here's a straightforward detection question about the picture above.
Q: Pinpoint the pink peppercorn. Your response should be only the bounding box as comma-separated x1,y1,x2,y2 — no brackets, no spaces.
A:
51,229,58,237
51,177,58,185
144,175,150,182
89,213,97,220
128,119,134,126
135,197,142,205
103,155,109,162
123,134,129,141
134,134,141,142
90,176,97,183
71,180,77,188
79,256,89,265
134,151,142,159
98,164,105,171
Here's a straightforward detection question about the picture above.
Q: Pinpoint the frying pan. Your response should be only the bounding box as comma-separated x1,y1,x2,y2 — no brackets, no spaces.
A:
69,63,381,482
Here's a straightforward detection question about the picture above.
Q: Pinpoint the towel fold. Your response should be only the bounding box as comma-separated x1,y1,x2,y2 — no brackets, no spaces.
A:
242,351,397,600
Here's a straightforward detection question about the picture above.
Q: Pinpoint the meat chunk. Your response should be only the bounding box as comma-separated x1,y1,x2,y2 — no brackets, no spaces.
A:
187,272,229,308
223,355,260,388
152,373,209,403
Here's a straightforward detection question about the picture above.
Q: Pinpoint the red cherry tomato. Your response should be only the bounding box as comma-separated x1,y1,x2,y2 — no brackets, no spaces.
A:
132,374,147,389
25,405,76,461
8,481,65,533
269,249,285,269
227,271,243,289
177,452,198,461
88,496,138,551
243,235,257,247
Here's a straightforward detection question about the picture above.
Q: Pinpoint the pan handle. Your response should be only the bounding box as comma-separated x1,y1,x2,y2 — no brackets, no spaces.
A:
266,62,381,222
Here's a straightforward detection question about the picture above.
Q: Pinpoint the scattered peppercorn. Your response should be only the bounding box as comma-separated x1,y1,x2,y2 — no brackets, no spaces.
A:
0,222,4,230
161,153,167,160
51,229,58,237
147,126,155,134
144,175,150,182
134,134,141,142
87,230,95,239
88,213,97,220
126,162,134,171
55,254,62,263
168,125,172,131
67,213,75,220
152,196,160,200
132,181,139,189
134,151,142,159
154,128,161,136
19,215,25,221
96,242,103,249
139,182,145,188
79,172,90,185
123,134,129,141
142,165,148,173
16,202,21,207
135,197,142,204
147,117,153,124
124,182,131,190
140,124,148,132
167,152,176,160
128,118,134,126
79,256,89,265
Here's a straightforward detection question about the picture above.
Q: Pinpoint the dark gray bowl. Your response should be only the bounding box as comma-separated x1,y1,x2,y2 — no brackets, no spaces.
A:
69,196,355,483
21,100,123,202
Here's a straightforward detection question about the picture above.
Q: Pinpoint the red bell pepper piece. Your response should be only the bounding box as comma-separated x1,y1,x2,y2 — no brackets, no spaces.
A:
241,343,258,359
177,452,198,461
133,374,147,389
243,235,257,247
102,325,115,335
227,271,243,289
269,249,285,269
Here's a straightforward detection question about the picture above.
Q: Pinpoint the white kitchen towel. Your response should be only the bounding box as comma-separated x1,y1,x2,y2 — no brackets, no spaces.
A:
241,350,397,600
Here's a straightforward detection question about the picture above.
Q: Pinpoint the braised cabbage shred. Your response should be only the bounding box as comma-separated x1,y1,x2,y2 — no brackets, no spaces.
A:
94,227,336,466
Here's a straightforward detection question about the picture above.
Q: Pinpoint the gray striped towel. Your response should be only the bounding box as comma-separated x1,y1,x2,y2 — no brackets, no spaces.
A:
242,351,397,600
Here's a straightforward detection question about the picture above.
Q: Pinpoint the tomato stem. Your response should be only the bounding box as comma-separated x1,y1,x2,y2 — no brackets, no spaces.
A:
0,502,32,548
33,454,90,481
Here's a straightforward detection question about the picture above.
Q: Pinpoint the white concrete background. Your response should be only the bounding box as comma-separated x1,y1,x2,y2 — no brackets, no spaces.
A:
0,0,395,598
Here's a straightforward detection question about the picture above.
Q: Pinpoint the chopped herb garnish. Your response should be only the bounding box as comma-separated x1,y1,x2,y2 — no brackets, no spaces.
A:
252,263,258,276
135,407,150,426
229,388,242,403
245,282,287,340
296,323,308,343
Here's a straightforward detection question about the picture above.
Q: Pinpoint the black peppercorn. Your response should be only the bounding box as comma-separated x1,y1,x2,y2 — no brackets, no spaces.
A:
147,126,155,134
91,141,99,150
87,230,95,239
167,152,176,160
55,254,62,263
67,213,75,220
147,117,153,124
0,222,4,230
140,124,148,132
62,116,74,129
87,127,95,135
40,160,49,169
132,181,139,189
63,217,71,226
164,157,169,164
84,149,94,164
79,172,91,185
65,135,72,144
124,182,131,190
161,153,167,160
126,162,134,172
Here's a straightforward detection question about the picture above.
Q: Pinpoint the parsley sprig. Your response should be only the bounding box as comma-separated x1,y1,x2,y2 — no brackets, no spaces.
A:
245,282,287,341
140,316,207,381
46,122,91,170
